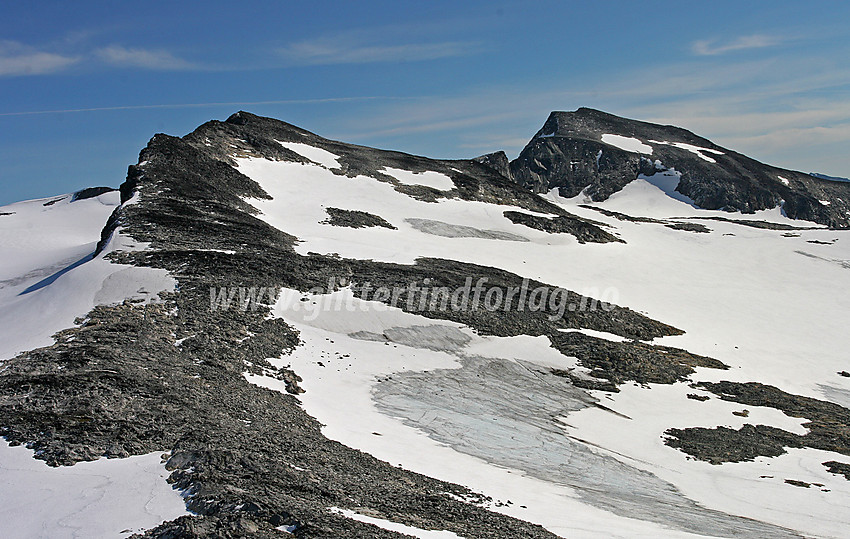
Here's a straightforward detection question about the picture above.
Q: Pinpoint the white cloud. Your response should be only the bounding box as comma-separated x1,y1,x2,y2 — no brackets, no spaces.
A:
95,45,194,70
278,34,482,65
692,34,783,56
0,41,79,76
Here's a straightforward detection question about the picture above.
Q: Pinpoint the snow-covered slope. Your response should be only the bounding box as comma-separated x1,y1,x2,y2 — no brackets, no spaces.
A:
239,135,850,538
1,111,849,538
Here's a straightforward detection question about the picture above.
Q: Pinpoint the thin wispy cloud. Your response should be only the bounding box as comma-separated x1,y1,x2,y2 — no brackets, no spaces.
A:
95,45,195,70
692,34,784,56
0,40,79,77
0,96,409,116
278,33,482,66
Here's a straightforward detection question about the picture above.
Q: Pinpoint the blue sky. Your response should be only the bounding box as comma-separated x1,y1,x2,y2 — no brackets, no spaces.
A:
1,0,849,205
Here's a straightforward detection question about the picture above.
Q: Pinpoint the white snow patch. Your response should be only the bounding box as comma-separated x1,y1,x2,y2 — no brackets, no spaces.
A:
601,134,653,154
819,200,831,206
558,328,632,343
778,176,791,186
330,507,464,538
651,140,724,163
235,157,572,265
381,166,456,191
276,140,341,169
637,169,697,206
0,441,187,538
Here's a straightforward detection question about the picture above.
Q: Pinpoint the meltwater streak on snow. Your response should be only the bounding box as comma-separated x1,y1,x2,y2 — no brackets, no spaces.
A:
0,441,187,538
600,134,653,154
330,507,464,538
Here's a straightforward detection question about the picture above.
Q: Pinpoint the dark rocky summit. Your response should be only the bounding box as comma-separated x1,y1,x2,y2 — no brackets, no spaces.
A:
508,108,850,228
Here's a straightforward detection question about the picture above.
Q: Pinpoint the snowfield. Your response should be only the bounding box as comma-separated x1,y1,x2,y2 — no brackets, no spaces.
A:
238,146,850,538
0,441,187,538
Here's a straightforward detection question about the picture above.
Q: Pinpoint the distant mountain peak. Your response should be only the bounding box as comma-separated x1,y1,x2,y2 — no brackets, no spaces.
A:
508,109,850,228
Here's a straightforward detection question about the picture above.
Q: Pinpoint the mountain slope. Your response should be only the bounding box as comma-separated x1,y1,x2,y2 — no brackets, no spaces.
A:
509,108,850,228
0,111,849,538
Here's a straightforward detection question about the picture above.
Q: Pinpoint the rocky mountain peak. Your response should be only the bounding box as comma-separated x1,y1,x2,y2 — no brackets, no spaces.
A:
509,108,850,228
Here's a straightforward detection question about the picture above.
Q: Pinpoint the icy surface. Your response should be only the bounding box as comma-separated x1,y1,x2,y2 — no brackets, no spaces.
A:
0,441,187,538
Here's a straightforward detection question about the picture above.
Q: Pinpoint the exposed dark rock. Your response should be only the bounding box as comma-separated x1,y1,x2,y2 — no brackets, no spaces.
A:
687,393,710,402
321,207,396,229
665,381,850,464
503,210,624,243
823,460,850,480
664,424,803,465
548,332,727,388
42,196,67,206
579,205,711,233
665,222,711,233
72,186,117,201
579,205,665,223
674,216,821,231
473,151,512,180
784,479,811,488
1,114,686,538
510,108,850,228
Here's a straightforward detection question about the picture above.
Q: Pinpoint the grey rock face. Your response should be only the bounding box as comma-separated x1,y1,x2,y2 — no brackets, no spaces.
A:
473,150,512,180
509,108,850,228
